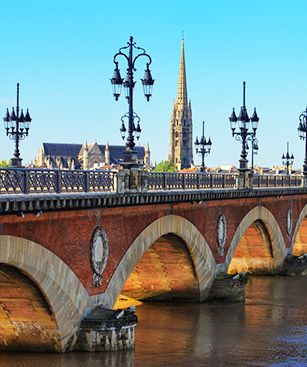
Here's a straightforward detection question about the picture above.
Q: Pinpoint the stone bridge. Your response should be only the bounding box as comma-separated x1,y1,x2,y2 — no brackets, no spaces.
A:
0,168,306,352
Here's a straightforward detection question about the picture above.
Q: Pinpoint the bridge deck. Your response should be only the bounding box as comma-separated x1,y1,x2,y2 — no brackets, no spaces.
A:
1,186,306,215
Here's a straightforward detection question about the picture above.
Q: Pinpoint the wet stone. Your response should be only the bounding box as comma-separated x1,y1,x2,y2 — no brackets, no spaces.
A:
281,254,307,276
75,307,137,352
207,272,249,302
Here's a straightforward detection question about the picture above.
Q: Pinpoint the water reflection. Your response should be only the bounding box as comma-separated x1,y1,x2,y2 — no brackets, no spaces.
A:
0,351,135,367
134,277,307,367
0,277,306,367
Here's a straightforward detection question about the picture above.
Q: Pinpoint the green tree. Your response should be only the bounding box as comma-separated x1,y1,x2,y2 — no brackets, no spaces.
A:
0,160,9,168
153,160,177,172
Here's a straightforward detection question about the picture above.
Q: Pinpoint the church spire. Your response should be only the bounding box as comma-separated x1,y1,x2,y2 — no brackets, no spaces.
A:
168,37,193,170
177,37,188,108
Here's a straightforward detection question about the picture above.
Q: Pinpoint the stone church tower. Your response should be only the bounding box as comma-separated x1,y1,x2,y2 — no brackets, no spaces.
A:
168,38,193,170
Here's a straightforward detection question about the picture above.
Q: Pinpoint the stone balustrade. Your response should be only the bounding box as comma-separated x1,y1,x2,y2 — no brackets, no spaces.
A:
0,167,303,195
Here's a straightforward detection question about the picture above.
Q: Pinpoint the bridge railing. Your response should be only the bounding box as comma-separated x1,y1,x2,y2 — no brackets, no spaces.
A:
146,172,238,190
252,174,303,188
0,168,303,195
0,168,115,194
146,172,303,191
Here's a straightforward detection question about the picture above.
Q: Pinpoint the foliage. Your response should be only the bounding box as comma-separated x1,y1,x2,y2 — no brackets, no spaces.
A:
153,160,177,172
0,160,10,168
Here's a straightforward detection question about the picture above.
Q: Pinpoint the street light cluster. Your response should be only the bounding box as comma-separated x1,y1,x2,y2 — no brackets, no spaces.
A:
298,107,307,178
227,82,303,188
3,83,32,167
111,61,154,103
282,142,294,176
110,36,154,167
120,112,141,141
194,121,212,171
229,81,259,181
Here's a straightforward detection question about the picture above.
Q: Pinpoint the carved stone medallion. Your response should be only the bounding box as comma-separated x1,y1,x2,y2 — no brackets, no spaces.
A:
287,208,292,236
90,226,109,287
217,214,227,256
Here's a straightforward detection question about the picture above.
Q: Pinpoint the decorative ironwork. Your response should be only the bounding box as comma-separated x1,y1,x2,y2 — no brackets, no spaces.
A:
194,121,212,171
3,83,32,167
0,168,303,195
229,81,259,188
0,168,115,194
252,174,302,188
111,36,154,167
298,107,307,181
146,172,239,190
282,142,294,176
89,171,114,192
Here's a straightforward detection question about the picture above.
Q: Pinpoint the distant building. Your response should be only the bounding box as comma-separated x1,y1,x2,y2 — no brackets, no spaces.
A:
205,165,239,174
180,165,302,175
180,165,239,174
168,38,193,170
35,142,150,170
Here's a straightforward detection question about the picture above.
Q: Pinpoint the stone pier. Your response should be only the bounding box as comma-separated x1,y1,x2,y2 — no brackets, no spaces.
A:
75,307,137,352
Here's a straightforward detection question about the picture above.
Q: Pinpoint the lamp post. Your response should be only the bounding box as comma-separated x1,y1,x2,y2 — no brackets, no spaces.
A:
282,142,294,176
111,36,154,167
194,121,212,172
251,138,259,174
3,83,32,167
297,107,307,185
229,81,259,189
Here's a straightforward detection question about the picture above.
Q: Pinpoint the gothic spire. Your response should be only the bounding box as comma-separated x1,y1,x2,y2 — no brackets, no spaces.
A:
168,37,193,170
177,37,188,108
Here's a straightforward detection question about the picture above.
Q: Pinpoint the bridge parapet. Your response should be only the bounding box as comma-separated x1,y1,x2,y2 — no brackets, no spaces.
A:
147,172,238,190
0,168,116,194
252,174,302,188
0,167,303,195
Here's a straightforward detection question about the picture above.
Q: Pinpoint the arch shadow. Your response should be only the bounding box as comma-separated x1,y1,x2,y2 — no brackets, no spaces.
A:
291,204,307,255
0,235,88,352
225,206,287,274
94,215,216,308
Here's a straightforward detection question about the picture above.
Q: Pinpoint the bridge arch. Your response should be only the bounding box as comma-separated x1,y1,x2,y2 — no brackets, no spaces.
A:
0,235,88,352
98,215,216,308
225,206,287,274
291,204,307,255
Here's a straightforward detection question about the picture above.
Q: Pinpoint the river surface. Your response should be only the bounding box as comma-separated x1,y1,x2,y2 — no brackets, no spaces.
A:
0,276,306,367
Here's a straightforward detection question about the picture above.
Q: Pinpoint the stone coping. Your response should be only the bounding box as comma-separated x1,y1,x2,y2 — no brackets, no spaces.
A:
0,186,306,215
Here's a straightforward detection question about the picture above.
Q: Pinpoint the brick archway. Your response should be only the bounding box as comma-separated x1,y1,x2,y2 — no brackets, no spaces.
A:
96,215,216,308
291,204,307,255
225,206,287,274
0,235,88,352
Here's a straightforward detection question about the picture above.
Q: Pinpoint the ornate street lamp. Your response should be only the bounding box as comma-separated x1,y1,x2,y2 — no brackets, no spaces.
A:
120,112,141,141
111,36,154,167
297,107,307,183
282,142,294,176
251,138,259,174
229,81,259,189
194,121,212,172
3,83,32,167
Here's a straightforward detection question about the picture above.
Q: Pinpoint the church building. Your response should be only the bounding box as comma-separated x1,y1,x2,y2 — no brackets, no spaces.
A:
168,38,193,170
35,142,150,170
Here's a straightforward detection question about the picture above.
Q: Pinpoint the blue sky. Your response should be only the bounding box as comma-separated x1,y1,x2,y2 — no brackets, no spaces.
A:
0,0,307,168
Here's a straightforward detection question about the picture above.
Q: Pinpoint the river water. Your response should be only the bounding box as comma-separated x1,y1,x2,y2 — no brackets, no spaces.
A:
0,276,306,367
